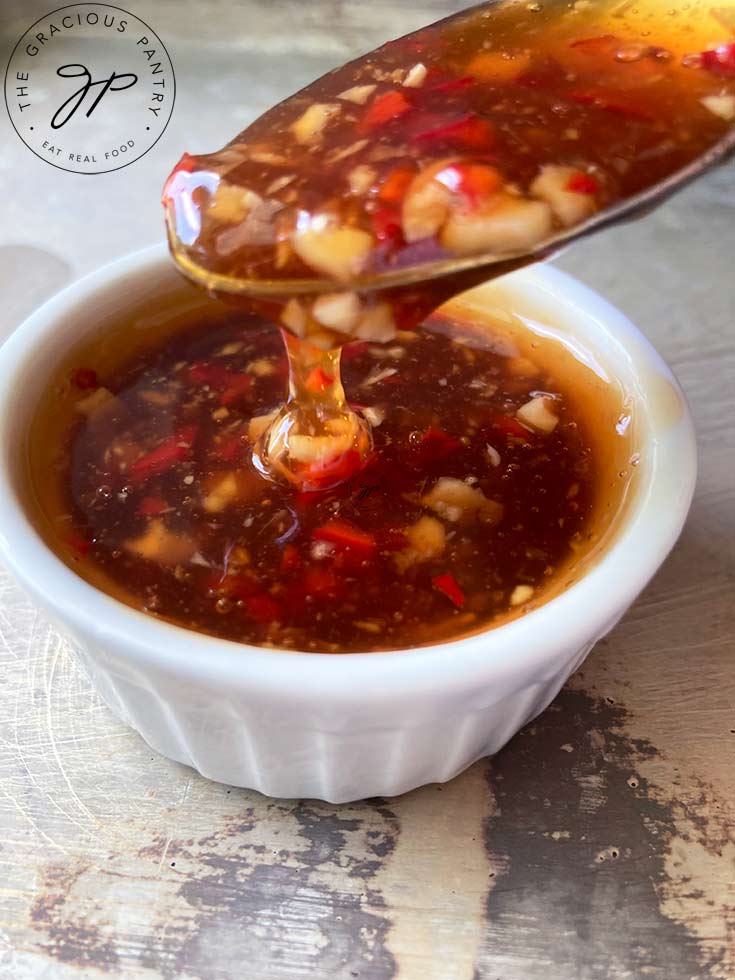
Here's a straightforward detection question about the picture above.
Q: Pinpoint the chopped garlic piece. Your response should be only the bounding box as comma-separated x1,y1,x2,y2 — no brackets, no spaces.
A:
700,94,735,121
247,358,276,377
466,50,531,81
510,584,535,606
406,515,446,558
486,444,501,467
306,330,336,351
530,165,597,227
311,540,334,560
139,389,175,406
249,150,290,165
403,63,428,87
202,472,240,513
312,291,362,333
361,365,397,387
441,193,552,255
338,84,377,105
217,341,245,356
208,183,261,224
290,102,341,144
266,173,295,195
354,619,382,632
76,387,114,416
355,303,397,343
396,514,447,572
362,405,385,427
248,411,278,442
288,431,353,464
507,356,539,378
326,139,369,164
517,395,558,433
348,164,377,195
281,298,308,337
402,170,452,243
125,519,194,564
423,477,503,523
292,225,373,282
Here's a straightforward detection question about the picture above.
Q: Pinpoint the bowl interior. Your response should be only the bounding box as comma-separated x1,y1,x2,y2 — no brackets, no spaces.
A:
0,246,695,698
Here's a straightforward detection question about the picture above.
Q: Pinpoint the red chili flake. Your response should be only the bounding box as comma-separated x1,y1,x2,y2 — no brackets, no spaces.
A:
280,544,301,574
378,166,415,204
303,566,340,597
293,492,322,511
429,74,476,93
568,90,653,121
566,172,598,194
490,415,532,440
161,153,198,204
137,496,168,517
374,527,408,552
70,367,99,390
66,531,91,555
515,59,567,89
243,593,280,624
357,90,413,135
298,449,363,490
434,162,502,207
371,206,404,245
415,427,461,464
313,519,376,556
189,362,253,405
341,341,370,362
305,366,335,394
414,114,495,151
432,573,466,609
699,42,735,76
188,361,232,388
129,425,197,484
220,374,253,406
220,572,259,599
569,34,617,51
214,434,245,463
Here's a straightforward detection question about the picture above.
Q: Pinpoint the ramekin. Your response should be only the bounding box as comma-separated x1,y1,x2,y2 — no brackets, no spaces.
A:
0,245,696,802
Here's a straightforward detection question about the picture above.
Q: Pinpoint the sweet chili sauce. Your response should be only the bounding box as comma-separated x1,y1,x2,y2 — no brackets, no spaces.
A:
28,286,634,653
26,0,730,652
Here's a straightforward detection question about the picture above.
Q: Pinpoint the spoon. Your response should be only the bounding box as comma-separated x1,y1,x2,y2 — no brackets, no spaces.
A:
164,0,735,307
168,128,734,301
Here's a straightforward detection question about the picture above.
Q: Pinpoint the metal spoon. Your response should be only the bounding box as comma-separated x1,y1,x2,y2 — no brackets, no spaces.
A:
168,122,734,302
169,118,734,302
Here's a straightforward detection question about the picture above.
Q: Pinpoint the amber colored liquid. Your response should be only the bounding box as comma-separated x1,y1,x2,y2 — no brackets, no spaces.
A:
26,284,636,653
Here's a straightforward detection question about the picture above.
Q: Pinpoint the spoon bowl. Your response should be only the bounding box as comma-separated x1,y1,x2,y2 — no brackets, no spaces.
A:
168,127,735,301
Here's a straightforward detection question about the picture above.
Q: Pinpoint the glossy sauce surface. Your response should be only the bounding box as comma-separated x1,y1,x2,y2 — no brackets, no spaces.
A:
29,308,633,653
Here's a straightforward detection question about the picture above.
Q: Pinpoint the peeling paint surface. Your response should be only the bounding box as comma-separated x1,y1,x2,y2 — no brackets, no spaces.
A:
0,1,733,978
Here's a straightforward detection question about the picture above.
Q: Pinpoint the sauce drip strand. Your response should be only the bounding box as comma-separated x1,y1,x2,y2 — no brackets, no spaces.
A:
163,0,734,488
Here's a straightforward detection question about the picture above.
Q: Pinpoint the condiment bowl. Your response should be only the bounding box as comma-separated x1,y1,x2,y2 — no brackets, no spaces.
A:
0,245,696,802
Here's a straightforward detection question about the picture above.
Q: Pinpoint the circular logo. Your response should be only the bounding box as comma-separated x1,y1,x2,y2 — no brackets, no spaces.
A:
4,3,175,174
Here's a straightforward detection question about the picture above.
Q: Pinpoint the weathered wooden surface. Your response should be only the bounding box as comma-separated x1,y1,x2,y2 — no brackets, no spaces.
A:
0,2,733,978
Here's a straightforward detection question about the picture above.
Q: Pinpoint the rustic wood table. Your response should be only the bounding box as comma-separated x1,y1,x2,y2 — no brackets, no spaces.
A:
0,2,733,977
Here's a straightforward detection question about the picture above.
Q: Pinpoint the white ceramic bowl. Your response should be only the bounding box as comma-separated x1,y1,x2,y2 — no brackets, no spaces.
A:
0,245,696,803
